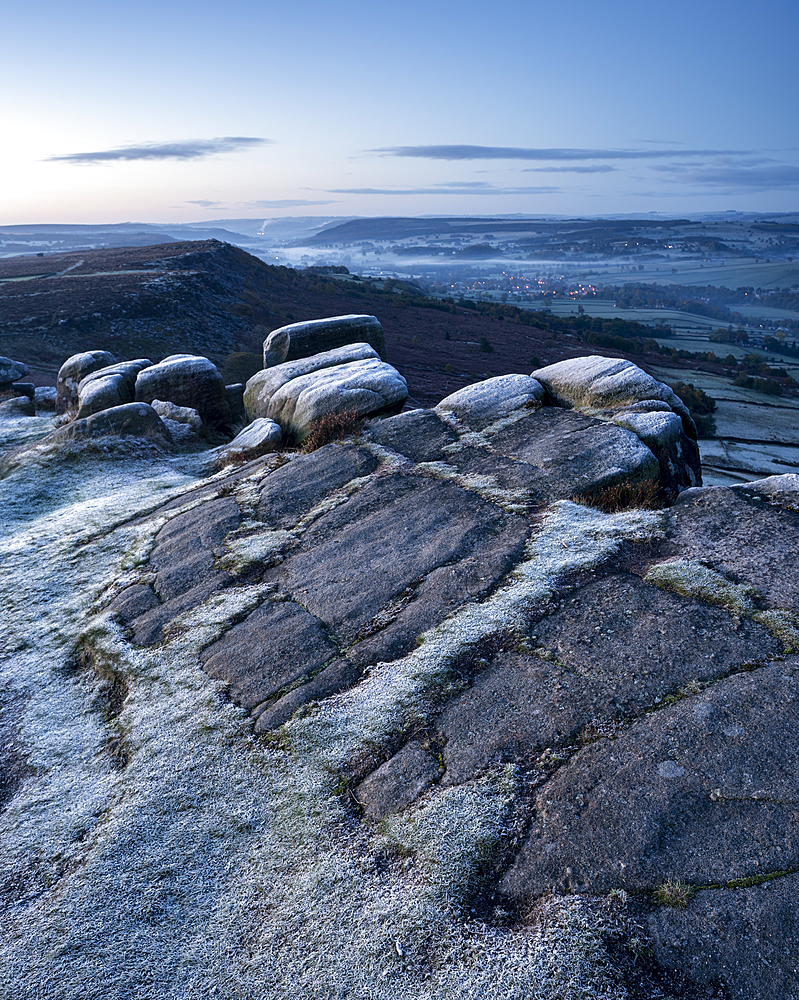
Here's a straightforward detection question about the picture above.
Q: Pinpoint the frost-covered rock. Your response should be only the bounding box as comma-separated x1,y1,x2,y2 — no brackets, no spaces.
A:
56,350,116,413
266,357,408,443
215,417,282,463
34,386,57,411
264,314,386,366
244,343,381,422
436,374,546,430
0,356,29,386
135,355,230,429
48,401,173,446
532,356,692,429
224,383,246,425
533,356,701,494
262,328,290,368
0,395,35,418
151,399,203,447
76,361,152,418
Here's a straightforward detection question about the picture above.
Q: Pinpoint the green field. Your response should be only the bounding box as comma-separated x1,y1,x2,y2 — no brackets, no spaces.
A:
577,259,799,290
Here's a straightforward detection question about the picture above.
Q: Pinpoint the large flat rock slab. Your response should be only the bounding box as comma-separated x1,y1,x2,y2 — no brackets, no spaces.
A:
666,484,799,610
257,444,379,528
501,658,799,901
529,572,782,714
488,407,659,497
265,473,530,647
199,598,342,711
643,872,799,1000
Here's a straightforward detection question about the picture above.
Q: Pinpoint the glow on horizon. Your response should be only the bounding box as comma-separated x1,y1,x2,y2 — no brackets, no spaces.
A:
2,0,798,224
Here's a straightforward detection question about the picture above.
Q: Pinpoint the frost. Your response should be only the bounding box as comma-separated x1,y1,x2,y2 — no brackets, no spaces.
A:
645,558,799,651
0,426,634,999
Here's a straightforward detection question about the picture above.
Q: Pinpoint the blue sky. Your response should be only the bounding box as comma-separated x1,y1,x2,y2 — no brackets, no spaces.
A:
3,0,798,223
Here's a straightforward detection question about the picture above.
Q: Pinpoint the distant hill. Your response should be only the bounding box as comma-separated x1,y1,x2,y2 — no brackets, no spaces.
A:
0,238,715,407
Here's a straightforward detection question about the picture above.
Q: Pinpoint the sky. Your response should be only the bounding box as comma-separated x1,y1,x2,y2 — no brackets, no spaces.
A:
3,0,798,224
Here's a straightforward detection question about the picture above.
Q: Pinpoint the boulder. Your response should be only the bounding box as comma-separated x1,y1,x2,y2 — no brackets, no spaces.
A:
77,358,153,419
266,358,408,443
150,399,203,447
436,374,546,430
46,401,173,446
0,395,35,419
215,417,282,463
262,328,291,368
9,383,35,401
0,357,29,386
135,355,230,429
532,356,701,494
56,350,116,413
244,343,381,422
264,314,387,364
34,386,57,411
532,356,692,429
224,383,246,425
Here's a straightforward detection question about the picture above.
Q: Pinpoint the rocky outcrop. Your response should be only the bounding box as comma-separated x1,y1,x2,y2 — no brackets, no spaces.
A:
134,354,230,429
215,417,282,463
56,350,116,413
264,314,387,365
244,342,382,421
47,401,173,446
436,373,546,429
76,359,153,418
6,351,796,1000
533,356,701,495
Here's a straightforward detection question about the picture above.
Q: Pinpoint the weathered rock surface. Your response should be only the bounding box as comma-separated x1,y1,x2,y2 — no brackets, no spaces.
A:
56,349,116,413
0,356,29,386
262,327,291,368
13,352,799,999
364,408,458,463
135,354,230,429
436,373,546,430
33,386,57,411
76,359,153,418
265,314,387,365
0,395,35,418
150,398,203,446
47,401,173,446
488,406,660,498
243,342,381,421
216,417,282,463
533,356,701,494
265,357,408,443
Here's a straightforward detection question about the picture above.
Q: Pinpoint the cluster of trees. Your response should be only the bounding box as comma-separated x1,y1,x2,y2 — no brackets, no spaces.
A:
670,381,717,437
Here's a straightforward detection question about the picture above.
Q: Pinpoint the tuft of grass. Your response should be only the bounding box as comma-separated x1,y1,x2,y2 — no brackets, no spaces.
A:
653,879,694,908
573,478,662,513
302,406,364,453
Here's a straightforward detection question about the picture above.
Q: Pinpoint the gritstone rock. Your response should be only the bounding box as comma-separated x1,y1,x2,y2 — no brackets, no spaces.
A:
265,357,408,443
533,355,701,494
436,373,546,430
0,356,30,387
76,359,153,419
244,342,382,422
264,314,387,364
215,417,282,463
262,328,291,368
135,355,230,429
56,350,116,413
46,401,173,446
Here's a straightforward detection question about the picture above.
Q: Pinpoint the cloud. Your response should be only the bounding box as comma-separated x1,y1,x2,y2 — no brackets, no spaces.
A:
326,182,559,195
653,162,799,190
47,137,270,163
247,199,340,208
522,165,616,174
372,144,743,161
186,200,224,208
